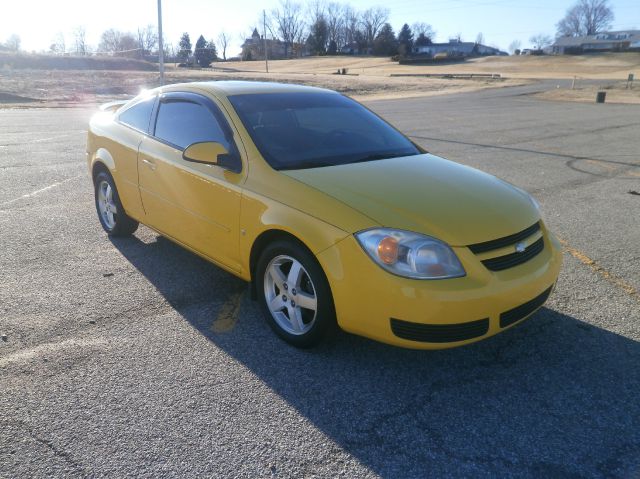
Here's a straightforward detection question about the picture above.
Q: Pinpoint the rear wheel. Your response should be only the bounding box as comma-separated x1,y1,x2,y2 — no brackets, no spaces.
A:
256,240,336,348
94,171,138,236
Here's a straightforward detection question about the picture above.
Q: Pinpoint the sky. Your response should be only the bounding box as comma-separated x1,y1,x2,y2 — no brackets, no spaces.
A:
1,0,639,56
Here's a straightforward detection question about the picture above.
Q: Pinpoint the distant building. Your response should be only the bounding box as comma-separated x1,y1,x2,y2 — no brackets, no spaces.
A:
241,28,307,60
551,30,640,54
413,39,506,58
340,42,361,55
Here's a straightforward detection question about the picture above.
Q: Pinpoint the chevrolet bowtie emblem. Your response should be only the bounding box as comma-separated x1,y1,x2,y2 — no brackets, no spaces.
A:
515,242,526,253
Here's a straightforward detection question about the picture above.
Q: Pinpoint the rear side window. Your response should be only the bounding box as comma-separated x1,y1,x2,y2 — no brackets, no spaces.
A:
119,96,155,133
154,100,229,150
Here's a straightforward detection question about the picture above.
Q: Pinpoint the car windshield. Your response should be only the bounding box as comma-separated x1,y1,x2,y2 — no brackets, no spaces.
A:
227,92,421,170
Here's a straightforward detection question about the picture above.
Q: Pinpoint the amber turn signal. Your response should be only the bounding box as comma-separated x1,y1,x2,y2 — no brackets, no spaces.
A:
377,236,399,264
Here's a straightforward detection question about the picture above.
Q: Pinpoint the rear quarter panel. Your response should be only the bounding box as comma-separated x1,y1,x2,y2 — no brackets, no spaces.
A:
87,112,145,221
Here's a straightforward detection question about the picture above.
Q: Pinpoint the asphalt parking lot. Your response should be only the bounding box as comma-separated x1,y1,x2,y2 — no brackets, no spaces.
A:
1,84,639,478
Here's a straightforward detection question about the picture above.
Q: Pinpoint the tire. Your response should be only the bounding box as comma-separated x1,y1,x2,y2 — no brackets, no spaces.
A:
94,171,139,237
256,240,337,348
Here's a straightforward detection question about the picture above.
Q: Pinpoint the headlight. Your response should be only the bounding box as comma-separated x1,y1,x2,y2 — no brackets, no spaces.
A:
355,229,466,280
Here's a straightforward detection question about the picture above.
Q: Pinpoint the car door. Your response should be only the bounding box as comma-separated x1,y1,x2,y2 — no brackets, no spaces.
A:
137,92,244,273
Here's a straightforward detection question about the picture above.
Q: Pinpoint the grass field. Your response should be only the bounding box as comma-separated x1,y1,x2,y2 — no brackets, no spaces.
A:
0,52,638,106
217,52,640,80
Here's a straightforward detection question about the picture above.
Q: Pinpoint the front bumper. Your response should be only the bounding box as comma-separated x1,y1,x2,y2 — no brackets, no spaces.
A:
316,225,563,349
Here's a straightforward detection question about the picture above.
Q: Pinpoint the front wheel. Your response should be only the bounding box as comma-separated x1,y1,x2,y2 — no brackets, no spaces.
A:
94,171,138,236
256,240,337,348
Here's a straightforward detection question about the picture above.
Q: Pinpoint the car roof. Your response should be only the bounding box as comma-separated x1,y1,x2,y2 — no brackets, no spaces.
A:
161,80,336,98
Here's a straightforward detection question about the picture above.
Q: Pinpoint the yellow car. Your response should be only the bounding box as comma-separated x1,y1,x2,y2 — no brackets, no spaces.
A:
87,81,562,349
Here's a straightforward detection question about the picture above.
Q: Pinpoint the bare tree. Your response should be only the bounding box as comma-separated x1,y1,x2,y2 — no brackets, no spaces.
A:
556,0,613,37
217,31,230,60
325,2,344,49
272,0,306,58
508,39,521,54
5,34,21,52
307,0,328,53
411,23,435,45
50,32,66,54
137,25,158,57
99,29,123,54
475,32,485,45
360,7,388,49
99,29,138,56
73,26,88,55
307,0,325,22
411,23,435,39
529,34,553,49
341,5,360,47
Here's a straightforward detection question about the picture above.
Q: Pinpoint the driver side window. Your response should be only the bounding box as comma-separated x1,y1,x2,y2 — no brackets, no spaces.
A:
154,100,231,151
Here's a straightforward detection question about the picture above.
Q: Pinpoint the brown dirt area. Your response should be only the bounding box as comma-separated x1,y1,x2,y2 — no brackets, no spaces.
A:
0,53,638,107
0,68,524,107
535,81,640,104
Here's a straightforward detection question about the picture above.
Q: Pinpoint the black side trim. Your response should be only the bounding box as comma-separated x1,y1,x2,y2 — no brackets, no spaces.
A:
482,237,544,272
468,222,541,254
500,286,552,328
390,317,489,343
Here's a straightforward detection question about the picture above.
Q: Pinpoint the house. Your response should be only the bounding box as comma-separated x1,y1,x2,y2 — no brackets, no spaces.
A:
340,42,361,55
241,28,308,60
413,39,505,58
551,30,640,54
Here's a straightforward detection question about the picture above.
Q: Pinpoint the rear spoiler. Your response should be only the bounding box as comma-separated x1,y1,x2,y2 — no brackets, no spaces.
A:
99,100,128,113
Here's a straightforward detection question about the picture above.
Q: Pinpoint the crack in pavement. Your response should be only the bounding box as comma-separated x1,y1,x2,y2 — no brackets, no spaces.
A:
0,419,88,476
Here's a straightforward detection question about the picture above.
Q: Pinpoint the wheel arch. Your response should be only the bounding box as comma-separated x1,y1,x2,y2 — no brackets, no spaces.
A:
90,148,116,182
248,229,317,300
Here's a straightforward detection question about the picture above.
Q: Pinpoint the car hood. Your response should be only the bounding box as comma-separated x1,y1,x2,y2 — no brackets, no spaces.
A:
282,154,539,246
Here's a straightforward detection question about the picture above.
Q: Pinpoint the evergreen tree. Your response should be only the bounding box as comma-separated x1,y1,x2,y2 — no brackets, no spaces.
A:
178,32,192,62
327,40,338,55
309,17,329,55
397,23,413,57
373,23,397,56
195,35,217,67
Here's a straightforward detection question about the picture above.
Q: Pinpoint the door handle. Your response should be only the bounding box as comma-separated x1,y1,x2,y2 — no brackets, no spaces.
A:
142,158,157,171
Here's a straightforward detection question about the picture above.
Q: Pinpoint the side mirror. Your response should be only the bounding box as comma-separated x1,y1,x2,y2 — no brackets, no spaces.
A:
182,141,229,165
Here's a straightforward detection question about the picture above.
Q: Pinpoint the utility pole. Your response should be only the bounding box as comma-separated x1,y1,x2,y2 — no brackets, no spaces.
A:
157,0,165,85
263,9,269,73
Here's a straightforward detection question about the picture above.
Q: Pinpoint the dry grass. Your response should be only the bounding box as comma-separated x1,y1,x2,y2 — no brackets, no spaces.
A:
0,67,526,107
217,52,640,80
0,52,156,71
1,52,638,107
536,81,640,104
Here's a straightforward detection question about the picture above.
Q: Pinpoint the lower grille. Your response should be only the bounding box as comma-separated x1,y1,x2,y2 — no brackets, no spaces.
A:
482,237,545,272
390,317,489,343
500,286,553,328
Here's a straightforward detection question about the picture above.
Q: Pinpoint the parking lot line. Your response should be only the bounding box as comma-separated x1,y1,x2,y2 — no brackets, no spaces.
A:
0,174,82,208
559,237,638,300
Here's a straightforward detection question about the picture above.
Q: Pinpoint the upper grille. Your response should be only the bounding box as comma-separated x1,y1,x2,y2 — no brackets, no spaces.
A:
390,317,489,343
468,222,541,254
481,237,544,271
467,221,544,272
500,286,552,328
